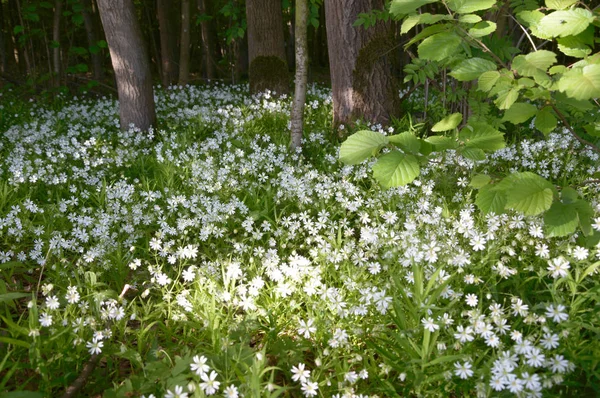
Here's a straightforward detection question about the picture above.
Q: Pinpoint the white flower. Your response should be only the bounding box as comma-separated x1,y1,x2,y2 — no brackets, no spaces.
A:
297,318,316,338
165,385,188,398
46,295,60,310
199,370,220,395
291,363,311,383
572,246,589,261
545,304,568,323
547,257,570,278
39,312,53,327
190,355,210,376
454,325,474,343
454,361,473,379
345,371,358,383
465,293,478,307
223,385,239,398
65,286,80,304
300,380,318,397
421,317,439,332
86,340,103,355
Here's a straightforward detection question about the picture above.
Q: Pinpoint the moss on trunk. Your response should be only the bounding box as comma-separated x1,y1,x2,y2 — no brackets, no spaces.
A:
249,56,290,95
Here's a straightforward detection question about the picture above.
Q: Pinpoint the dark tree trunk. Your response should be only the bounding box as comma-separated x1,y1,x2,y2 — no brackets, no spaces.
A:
52,0,62,87
0,0,7,77
197,0,215,79
81,0,104,81
246,0,289,94
324,0,399,129
290,0,308,151
157,0,179,86
178,0,190,85
96,0,156,131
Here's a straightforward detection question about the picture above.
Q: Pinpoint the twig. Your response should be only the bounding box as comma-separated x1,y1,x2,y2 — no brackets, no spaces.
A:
509,15,537,51
61,354,100,398
570,179,600,188
550,104,600,154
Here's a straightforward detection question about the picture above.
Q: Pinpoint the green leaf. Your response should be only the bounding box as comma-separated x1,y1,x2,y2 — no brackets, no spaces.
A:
390,0,437,15
494,88,520,110
468,21,497,38
512,51,557,76
460,122,505,151
460,147,486,161
476,184,507,214
401,13,452,34
449,57,497,81
470,174,491,188
573,199,594,236
372,152,420,188
518,10,553,40
0,292,30,303
558,65,600,101
418,32,462,62
539,9,594,38
388,132,421,154
458,14,482,24
544,201,579,237
545,0,578,9
535,107,557,135
0,336,30,349
425,135,457,150
13,25,24,35
447,0,497,13
502,102,538,124
557,35,592,58
339,131,389,165
478,70,500,92
560,187,579,204
0,392,45,398
431,112,462,132
504,172,555,216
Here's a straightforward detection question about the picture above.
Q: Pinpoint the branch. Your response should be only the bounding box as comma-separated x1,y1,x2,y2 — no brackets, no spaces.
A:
570,179,600,188
550,104,600,154
61,354,100,398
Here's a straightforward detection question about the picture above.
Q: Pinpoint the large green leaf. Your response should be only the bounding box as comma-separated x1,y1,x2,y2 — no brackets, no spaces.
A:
418,32,462,61
425,135,457,150
460,123,505,151
469,174,491,189
573,199,594,236
502,102,538,124
544,201,579,237
450,57,497,81
518,10,553,40
535,107,557,135
545,0,578,9
390,0,437,16
476,184,507,214
468,21,497,38
557,35,592,58
447,0,497,13
431,112,462,132
372,151,420,188
504,172,555,216
558,65,600,101
401,13,452,34
478,70,500,92
539,9,594,38
460,147,486,161
494,88,520,110
388,132,421,154
459,14,482,24
339,130,389,165
512,51,557,76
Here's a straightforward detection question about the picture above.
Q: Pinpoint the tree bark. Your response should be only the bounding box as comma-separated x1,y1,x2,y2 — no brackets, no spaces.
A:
290,0,308,151
196,0,215,79
157,0,179,86
324,0,399,129
246,0,289,94
81,0,104,81
96,0,156,131
0,0,7,77
178,0,190,85
52,0,62,87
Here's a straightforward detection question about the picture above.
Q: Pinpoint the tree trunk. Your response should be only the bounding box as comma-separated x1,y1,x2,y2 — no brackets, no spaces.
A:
0,0,7,77
324,0,399,129
13,0,33,78
290,0,308,151
96,0,156,131
178,0,190,85
81,0,104,81
197,0,215,79
157,0,179,86
52,0,62,87
246,0,289,94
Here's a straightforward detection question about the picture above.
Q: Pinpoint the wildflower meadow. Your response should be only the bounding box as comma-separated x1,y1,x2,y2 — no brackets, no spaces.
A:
1,83,599,397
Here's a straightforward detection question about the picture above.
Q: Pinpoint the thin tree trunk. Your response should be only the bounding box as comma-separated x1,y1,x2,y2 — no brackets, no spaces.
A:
290,0,308,151
0,0,6,76
197,0,215,79
81,0,103,81
246,0,289,94
324,0,399,129
96,0,156,131
157,0,179,86
13,0,33,78
52,0,62,87
178,0,190,85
